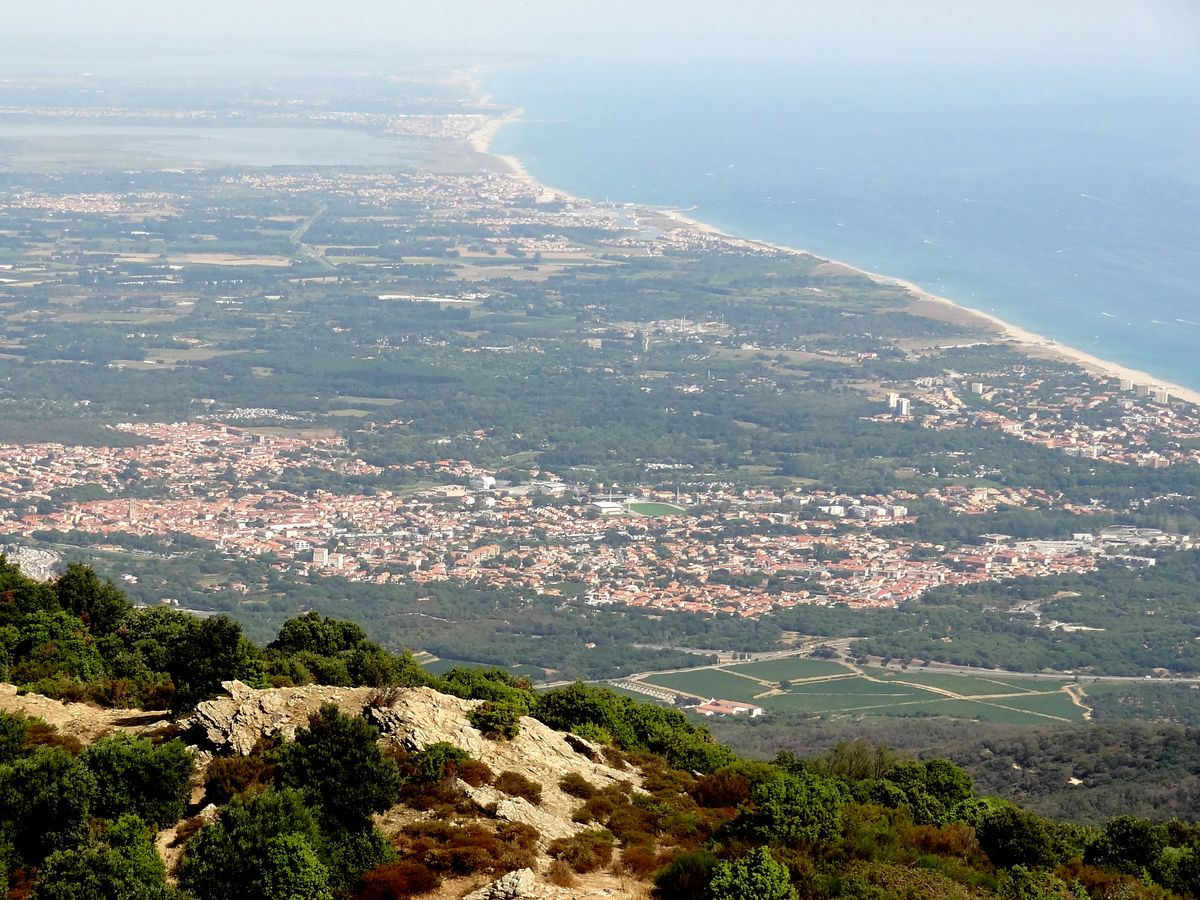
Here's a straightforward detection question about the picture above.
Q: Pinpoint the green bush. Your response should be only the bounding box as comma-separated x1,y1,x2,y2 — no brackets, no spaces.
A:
467,700,522,740
439,667,536,714
81,733,195,828
276,704,401,832
495,770,542,806
0,746,96,868
178,788,330,900
32,815,169,900
407,742,470,784
708,847,797,900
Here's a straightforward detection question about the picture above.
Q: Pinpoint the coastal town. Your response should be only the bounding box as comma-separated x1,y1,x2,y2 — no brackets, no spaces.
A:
874,363,1200,469
0,418,1190,617
1,71,1197,650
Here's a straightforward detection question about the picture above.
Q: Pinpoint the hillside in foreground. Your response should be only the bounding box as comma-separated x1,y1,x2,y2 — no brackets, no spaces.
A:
3,557,1200,899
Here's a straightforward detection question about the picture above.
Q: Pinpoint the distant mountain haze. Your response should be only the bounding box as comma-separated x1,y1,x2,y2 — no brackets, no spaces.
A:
4,0,1198,73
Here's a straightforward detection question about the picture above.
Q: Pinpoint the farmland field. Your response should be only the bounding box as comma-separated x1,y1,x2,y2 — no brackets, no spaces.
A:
725,658,854,682
421,657,547,679
876,670,1051,697
643,669,770,702
625,658,1093,725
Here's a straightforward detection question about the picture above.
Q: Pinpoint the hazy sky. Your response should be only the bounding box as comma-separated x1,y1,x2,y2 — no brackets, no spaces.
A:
6,0,1199,73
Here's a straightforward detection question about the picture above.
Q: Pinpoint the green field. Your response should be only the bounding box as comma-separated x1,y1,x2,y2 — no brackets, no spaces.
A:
725,658,854,682
421,657,547,679
631,659,1091,725
644,669,770,702
981,691,1086,721
874,670,1051,697
767,681,932,714
625,501,687,516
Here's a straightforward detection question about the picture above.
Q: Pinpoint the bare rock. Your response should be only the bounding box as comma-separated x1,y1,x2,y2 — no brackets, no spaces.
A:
181,681,375,755
463,868,538,900
456,781,578,843
180,682,640,846
0,684,166,745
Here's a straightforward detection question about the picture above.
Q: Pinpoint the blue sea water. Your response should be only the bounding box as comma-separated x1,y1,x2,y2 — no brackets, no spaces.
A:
488,62,1200,391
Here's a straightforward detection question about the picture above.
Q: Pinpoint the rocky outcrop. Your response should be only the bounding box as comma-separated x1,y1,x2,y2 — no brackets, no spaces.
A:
464,868,539,900
181,680,376,755
181,682,638,838
457,781,578,842
365,687,634,827
463,868,634,900
0,684,168,744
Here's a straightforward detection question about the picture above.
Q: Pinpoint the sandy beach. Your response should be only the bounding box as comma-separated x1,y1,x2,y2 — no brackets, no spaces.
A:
470,110,1200,408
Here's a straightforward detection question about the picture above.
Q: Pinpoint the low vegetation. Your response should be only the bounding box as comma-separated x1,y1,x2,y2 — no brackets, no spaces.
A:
2,560,1200,899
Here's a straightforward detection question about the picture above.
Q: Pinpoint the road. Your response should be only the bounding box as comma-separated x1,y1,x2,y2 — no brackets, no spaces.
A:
290,204,335,271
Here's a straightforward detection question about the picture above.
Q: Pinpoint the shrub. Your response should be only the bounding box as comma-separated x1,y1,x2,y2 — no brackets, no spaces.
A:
652,850,720,900
559,772,597,799
323,828,395,894
495,770,542,806
572,722,614,746
407,742,470,784
81,734,195,828
1084,815,1164,876
903,823,982,862
493,821,540,872
439,667,536,714
276,704,401,832
178,788,330,900
394,819,537,877
22,719,83,757
694,770,753,809
356,860,441,899
547,829,615,874
708,847,798,900
203,752,276,805
458,758,495,788
546,859,576,887
171,815,208,849
0,746,97,868
618,844,662,879
33,814,169,900
976,805,1058,871
0,712,30,764
467,701,522,740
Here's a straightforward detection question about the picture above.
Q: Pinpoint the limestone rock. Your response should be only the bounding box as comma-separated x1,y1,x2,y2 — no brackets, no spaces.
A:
464,868,538,899
456,781,578,842
181,681,376,755
180,682,640,844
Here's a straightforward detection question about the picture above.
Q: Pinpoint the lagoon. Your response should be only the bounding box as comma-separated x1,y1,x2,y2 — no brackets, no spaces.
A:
0,121,416,170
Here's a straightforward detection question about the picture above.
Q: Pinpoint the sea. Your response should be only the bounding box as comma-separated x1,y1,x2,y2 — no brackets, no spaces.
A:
486,61,1200,391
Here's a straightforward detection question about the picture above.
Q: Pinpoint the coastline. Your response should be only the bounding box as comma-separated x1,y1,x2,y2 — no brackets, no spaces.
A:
468,112,1200,408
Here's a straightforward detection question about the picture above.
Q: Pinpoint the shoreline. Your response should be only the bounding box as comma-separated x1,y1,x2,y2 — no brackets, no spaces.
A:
468,111,1200,408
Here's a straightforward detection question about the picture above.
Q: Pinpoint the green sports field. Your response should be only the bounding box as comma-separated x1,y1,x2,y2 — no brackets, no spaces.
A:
625,501,687,516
